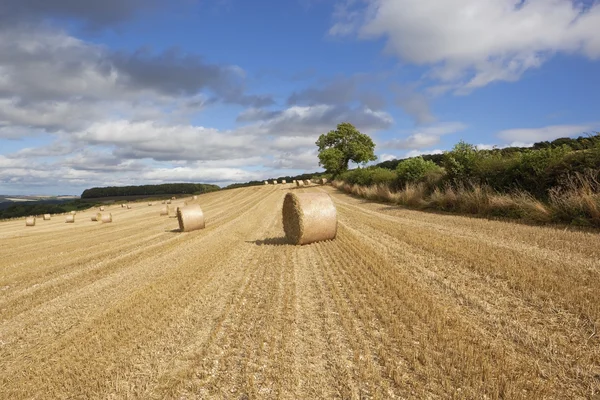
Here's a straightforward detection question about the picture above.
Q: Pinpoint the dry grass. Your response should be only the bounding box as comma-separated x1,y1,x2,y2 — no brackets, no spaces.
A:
1,184,598,399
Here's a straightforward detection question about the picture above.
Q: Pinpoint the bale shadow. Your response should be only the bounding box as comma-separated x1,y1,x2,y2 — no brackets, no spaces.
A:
246,237,290,246
165,228,182,233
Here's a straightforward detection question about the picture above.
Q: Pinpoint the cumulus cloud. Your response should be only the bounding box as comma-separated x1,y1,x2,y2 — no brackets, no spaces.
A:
333,0,600,92
497,124,596,142
385,122,467,149
405,149,444,158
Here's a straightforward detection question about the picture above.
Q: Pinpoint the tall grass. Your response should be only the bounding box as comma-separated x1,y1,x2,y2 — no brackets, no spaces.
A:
333,169,600,227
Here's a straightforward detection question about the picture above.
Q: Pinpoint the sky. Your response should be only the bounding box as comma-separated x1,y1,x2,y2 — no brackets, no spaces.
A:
0,0,599,195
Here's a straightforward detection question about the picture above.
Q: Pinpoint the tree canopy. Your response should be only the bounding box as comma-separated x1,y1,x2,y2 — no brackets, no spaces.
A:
316,122,377,175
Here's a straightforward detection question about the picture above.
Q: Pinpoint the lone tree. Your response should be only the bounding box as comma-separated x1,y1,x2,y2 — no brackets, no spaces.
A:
316,122,377,176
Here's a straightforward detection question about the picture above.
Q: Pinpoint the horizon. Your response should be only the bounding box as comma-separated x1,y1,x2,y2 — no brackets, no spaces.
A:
1,0,599,196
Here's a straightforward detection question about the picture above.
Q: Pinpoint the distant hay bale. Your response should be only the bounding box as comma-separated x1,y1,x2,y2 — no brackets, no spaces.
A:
282,192,337,245
303,180,310,185
70,210,76,215
297,180,304,187
127,205,132,209
91,212,102,222
121,204,126,208
320,178,328,184
162,200,166,204
171,196,176,200
43,214,51,220
101,213,112,223
282,180,287,184
272,180,277,185
160,206,169,216
166,200,171,204
99,206,105,211
193,195,198,200
25,217,36,227
177,204,205,232
148,202,153,206
65,215,75,223
264,181,268,185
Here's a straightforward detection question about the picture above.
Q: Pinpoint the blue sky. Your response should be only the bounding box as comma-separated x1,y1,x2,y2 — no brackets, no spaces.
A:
0,0,599,195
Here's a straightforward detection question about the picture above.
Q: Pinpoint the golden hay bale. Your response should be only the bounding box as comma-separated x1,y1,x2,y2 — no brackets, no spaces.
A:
272,180,277,185
177,204,205,232
282,180,287,184
166,200,171,204
148,202,153,206
171,196,176,200
303,180,310,185
127,205,132,209
296,180,304,187
65,215,75,223
193,195,198,200
121,204,126,208
25,217,36,226
162,200,166,204
43,214,51,220
70,210,76,215
264,181,268,185
91,212,102,222
320,178,328,184
101,213,112,223
160,206,169,216
99,206,105,211
282,192,337,245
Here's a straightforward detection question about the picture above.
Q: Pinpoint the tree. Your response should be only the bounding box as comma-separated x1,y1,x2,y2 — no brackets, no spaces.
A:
316,122,377,175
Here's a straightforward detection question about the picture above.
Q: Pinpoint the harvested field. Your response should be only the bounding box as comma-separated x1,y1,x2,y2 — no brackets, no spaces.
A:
0,185,599,399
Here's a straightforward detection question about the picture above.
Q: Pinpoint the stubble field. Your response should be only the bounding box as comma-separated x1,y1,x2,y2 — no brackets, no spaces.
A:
0,184,599,399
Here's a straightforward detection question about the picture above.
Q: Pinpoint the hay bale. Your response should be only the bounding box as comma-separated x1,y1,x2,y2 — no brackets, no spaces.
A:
91,212,102,222
177,204,205,232
25,217,36,226
264,181,268,185
272,180,277,185
282,192,337,245
162,200,166,204
160,206,169,216
70,210,76,215
193,195,198,200
166,200,171,204
65,215,75,223
127,205,132,209
320,178,328,184
171,196,176,200
303,180,310,185
296,180,304,187
121,204,126,208
101,213,112,223
99,206,105,211
148,202,153,206
43,214,51,220
282,180,287,184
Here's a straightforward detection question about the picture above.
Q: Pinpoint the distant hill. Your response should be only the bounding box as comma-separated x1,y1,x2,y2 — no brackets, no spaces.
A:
81,183,220,199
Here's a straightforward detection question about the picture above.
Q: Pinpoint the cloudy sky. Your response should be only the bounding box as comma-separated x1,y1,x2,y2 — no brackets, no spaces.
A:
1,0,599,195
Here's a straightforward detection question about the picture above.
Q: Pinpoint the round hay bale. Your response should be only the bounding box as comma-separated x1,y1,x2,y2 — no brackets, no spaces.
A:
282,192,337,245
193,195,198,200
303,180,310,185
272,180,277,185
166,200,171,204
65,215,75,223
148,202,153,206
282,180,287,184
160,206,169,216
162,200,166,204
127,205,132,209
296,180,304,187
43,214,51,220
101,213,112,223
171,196,176,200
70,210,76,215
91,212,102,222
320,178,328,184
264,181,268,185
177,204,205,232
25,217,36,226
99,206,105,211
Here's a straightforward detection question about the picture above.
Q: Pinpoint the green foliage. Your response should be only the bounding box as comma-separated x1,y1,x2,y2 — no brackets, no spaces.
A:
339,167,396,187
81,183,220,199
316,122,377,175
442,140,484,182
395,157,443,186
0,199,95,220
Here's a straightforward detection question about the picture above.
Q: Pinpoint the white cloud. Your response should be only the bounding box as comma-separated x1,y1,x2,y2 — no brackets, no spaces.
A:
385,122,467,149
334,0,600,92
497,124,595,142
405,149,444,158
379,153,397,162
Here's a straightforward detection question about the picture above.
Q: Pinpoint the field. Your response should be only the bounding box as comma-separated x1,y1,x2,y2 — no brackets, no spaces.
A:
1,185,599,399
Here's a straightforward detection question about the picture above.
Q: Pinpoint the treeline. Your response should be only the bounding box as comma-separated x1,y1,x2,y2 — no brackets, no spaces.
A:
0,200,94,220
336,133,600,227
81,183,220,199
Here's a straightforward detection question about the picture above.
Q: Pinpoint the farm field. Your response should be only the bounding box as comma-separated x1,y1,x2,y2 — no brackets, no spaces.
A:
1,184,599,399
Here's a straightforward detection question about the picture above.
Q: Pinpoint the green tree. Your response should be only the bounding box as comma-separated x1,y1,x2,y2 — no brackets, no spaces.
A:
396,156,442,185
316,122,377,175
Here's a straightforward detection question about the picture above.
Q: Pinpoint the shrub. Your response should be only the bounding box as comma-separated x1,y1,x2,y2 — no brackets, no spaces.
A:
395,157,443,188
